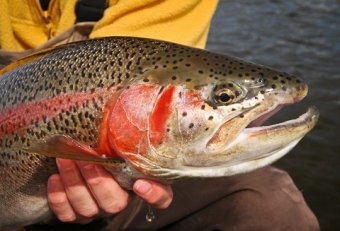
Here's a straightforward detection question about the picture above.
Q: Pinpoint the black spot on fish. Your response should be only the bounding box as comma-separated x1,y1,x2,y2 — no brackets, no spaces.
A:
182,112,187,117
208,116,214,120
64,119,70,126
189,123,194,129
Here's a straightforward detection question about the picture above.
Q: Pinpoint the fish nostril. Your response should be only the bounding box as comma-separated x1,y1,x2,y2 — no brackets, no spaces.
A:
255,78,267,86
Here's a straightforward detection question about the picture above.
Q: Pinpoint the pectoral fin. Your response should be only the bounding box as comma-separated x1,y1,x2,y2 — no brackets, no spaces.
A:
25,135,122,164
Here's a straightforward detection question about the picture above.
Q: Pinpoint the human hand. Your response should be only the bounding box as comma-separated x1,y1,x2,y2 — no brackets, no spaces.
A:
47,158,173,223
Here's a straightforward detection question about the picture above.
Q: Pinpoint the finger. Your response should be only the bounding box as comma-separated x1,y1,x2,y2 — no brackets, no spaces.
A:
56,159,99,219
47,174,77,222
77,161,129,214
133,179,173,209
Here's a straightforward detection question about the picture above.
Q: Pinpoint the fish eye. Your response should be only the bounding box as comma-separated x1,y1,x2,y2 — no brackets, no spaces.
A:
214,88,235,105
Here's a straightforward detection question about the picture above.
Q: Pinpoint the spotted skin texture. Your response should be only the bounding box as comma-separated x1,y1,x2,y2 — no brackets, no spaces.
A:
0,37,314,229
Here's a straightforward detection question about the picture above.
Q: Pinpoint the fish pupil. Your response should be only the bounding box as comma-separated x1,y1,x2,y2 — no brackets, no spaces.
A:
219,93,231,102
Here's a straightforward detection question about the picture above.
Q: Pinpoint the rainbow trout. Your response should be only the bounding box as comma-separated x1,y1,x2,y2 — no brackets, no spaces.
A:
0,37,318,229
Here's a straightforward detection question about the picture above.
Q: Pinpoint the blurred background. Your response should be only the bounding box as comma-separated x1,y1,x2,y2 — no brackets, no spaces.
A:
206,0,339,229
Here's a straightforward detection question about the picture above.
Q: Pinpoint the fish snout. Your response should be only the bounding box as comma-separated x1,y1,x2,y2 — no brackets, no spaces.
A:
267,73,308,103
292,80,308,102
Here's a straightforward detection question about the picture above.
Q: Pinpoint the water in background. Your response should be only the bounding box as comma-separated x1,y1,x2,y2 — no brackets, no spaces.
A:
206,0,340,229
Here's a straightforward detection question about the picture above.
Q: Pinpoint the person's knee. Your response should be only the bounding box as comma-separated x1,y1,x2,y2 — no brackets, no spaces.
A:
216,167,320,230
254,168,320,230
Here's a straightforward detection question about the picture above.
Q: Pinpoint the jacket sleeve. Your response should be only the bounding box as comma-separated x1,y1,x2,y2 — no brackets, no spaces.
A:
90,0,218,48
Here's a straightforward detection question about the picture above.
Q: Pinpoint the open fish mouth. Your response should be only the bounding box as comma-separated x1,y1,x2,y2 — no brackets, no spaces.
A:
211,104,319,166
213,102,320,155
243,106,319,140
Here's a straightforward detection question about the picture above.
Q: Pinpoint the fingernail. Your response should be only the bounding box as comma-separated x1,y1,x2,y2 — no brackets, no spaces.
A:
78,161,95,170
134,180,152,194
48,174,64,191
77,162,101,178
56,159,75,170
48,174,60,183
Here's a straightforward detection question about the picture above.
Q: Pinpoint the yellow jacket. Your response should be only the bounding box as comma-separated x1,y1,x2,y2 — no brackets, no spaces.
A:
0,0,218,51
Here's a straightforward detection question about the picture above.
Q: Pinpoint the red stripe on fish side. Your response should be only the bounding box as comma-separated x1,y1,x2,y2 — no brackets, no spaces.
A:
150,85,175,146
0,90,106,139
108,84,160,156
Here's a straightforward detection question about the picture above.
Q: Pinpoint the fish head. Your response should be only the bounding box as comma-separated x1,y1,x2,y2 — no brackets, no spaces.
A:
113,46,318,179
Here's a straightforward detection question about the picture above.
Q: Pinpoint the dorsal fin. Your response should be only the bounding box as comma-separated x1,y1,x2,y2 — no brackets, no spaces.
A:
0,45,68,76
